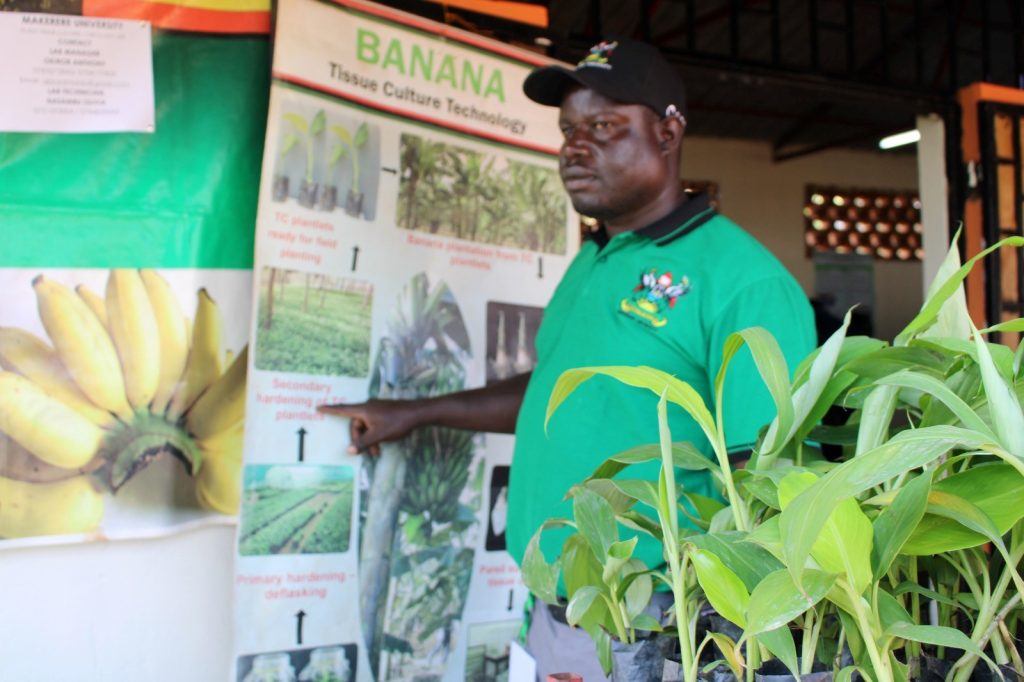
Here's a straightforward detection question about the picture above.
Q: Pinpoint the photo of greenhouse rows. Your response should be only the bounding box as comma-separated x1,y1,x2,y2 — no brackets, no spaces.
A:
238,465,354,557
397,133,567,255
254,266,373,377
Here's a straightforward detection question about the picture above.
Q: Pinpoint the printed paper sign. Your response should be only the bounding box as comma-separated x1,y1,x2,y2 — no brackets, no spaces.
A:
0,12,154,133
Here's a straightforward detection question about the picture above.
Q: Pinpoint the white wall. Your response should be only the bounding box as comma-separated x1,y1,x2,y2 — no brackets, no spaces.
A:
0,524,236,682
682,136,922,340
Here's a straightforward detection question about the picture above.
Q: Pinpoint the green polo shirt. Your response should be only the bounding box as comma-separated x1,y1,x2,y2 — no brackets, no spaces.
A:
506,193,816,571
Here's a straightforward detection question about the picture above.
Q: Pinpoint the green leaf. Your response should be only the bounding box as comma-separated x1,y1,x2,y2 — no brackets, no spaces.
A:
876,588,914,631
706,632,745,679
310,109,326,136
585,441,716,482
283,111,308,135
903,463,1024,553
546,366,717,444
778,425,992,586
971,320,1024,456
746,569,836,636
871,473,931,579
778,472,873,595
835,667,859,682
762,312,851,457
692,548,750,628
630,613,662,632
622,560,653,619
565,585,601,627
610,479,661,511
353,121,369,147
854,384,898,456
897,235,1024,343
892,582,962,609
875,370,996,439
690,531,782,591
574,487,618,564
278,131,298,158
520,524,563,604
602,537,638,583
745,515,785,564
576,479,637,514
883,622,992,662
594,627,613,675
331,124,353,146
717,327,794,451
756,626,800,679
844,346,948,381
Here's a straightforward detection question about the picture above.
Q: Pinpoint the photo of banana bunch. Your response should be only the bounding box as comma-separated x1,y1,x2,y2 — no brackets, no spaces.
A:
0,268,249,541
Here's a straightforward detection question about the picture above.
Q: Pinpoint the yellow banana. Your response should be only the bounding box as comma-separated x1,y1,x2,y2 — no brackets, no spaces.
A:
0,474,104,538
137,269,190,415
0,327,115,428
167,288,222,420
195,421,243,514
76,284,108,328
0,433,94,483
0,371,105,469
186,345,248,440
106,269,161,410
33,275,131,419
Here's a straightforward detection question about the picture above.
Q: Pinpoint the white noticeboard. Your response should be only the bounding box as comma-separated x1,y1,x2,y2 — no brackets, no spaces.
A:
233,1,577,680
0,12,154,133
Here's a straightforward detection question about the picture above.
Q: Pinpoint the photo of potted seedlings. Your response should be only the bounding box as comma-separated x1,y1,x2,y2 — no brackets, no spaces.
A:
325,121,369,217
485,301,542,385
355,272,483,681
280,108,325,209
523,234,1024,682
398,133,568,255
272,132,295,203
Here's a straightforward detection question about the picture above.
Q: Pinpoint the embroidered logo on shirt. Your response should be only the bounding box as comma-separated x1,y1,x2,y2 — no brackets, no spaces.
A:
620,268,691,328
578,40,618,69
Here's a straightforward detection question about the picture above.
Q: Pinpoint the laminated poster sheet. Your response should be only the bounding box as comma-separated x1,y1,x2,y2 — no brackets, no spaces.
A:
232,1,578,680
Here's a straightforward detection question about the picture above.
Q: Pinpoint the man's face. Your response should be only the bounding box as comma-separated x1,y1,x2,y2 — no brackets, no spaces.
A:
557,86,670,225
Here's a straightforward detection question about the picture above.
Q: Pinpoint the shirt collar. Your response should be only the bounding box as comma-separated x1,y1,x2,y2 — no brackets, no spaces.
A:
586,192,717,249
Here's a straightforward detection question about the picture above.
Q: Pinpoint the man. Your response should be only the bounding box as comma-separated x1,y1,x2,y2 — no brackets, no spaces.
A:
321,39,815,680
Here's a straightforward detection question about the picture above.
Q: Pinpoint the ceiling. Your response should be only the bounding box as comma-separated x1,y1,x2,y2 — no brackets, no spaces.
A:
381,0,1024,161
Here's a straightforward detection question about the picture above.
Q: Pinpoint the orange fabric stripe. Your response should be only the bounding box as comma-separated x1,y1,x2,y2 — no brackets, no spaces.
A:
83,0,270,33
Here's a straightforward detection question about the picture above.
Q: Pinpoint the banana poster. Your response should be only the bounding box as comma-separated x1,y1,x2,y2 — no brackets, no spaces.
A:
0,28,267,544
233,1,576,680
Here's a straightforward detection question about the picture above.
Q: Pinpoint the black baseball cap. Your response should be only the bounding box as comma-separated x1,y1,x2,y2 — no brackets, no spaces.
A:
523,38,687,119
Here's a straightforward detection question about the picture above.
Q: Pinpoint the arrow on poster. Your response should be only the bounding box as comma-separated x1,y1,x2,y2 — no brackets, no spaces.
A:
538,257,544,279
296,427,307,462
351,246,360,272
295,609,306,645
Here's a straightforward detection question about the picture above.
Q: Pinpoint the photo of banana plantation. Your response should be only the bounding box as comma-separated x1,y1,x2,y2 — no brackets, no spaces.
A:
238,465,354,557
254,266,373,377
397,133,568,255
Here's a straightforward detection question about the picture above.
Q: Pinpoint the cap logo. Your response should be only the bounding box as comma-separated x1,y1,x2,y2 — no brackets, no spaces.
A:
577,40,618,70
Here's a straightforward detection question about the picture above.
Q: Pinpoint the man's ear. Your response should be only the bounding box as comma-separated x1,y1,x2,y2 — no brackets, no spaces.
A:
657,115,686,155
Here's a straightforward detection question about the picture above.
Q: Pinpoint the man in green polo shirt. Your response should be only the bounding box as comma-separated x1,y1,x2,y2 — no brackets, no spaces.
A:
321,38,815,680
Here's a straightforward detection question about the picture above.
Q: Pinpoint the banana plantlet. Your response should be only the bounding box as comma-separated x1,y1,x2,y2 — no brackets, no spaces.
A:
0,269,247,538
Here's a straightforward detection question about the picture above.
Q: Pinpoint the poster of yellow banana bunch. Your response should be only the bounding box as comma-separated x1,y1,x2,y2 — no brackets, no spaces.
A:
0,267,252,544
